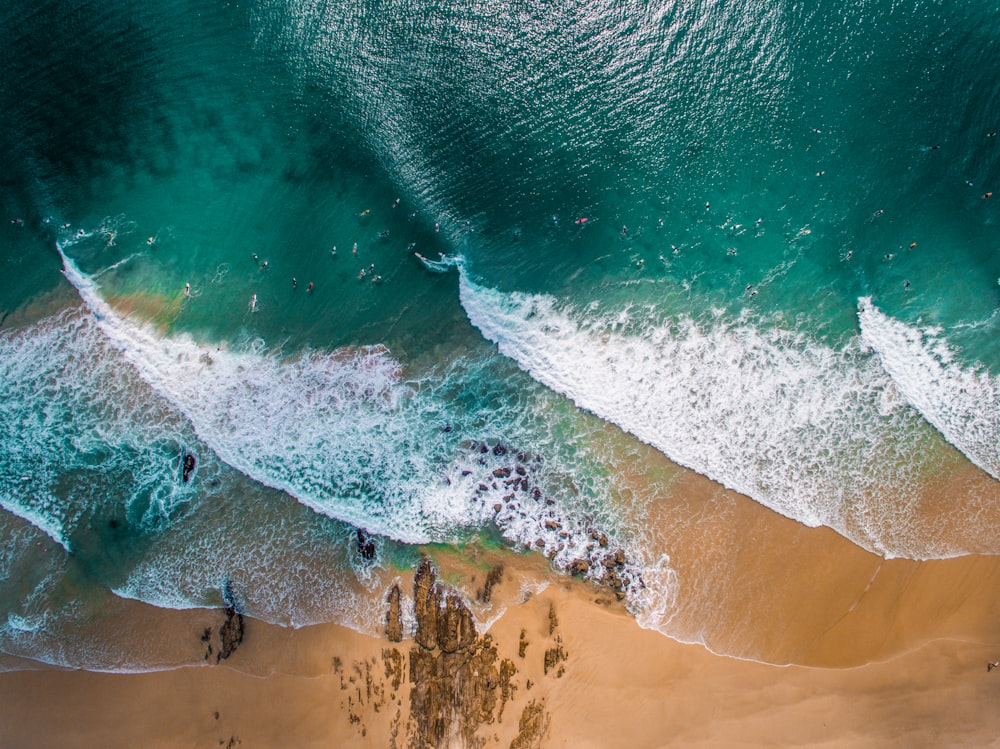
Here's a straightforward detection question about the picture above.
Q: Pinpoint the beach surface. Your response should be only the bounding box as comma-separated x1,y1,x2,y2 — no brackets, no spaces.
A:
2,555,999,749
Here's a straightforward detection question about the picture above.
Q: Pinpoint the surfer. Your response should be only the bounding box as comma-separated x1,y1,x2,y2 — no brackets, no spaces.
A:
358,268,366,279
249,293,257,312
307,281,314,292
352,242,358,254
184,282,191,297
182,454,196,483
574,217,589,225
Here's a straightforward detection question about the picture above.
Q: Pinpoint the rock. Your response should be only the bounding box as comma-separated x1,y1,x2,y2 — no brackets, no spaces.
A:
492,443,508,456
493,503,502,512
544,519,560,531
476,564,504,605
436,594,476,654
568,559,590,576
413,559,441,651
356,527,376,562
216,584,244,664
403,560,507,748
492,467,511,478
515,465,527,476
598,533,608,548
510,700,550,749
386,584,403,643
614,550,626,567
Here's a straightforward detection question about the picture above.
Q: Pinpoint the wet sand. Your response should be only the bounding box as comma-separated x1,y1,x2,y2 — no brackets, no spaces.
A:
2,553,999,749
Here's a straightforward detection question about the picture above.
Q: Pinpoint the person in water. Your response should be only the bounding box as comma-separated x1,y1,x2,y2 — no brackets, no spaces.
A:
182,454,196,482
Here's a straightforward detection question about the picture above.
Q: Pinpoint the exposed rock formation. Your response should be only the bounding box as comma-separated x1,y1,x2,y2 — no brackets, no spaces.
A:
386,584,404,643
216,583,244,664
407,559,520,749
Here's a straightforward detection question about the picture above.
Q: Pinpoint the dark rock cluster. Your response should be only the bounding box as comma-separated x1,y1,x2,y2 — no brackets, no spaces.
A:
408,559,518,748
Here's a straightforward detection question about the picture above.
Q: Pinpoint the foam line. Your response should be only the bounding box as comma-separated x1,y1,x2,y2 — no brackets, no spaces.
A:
858,298,999,480
456,266,957,558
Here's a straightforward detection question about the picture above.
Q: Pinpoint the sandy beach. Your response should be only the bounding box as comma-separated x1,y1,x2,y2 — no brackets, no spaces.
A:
2,545,1000,749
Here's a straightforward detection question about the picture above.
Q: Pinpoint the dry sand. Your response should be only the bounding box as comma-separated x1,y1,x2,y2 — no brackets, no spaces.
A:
2,554,1000,749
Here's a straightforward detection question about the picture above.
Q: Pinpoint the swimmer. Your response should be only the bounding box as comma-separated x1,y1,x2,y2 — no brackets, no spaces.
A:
61,223,70,229
435,222,440,232
331,246,337,255
636,258,644,267
909,242,917,249
352,242,358,253
260,260,268,270
372,274,382,283
884,253,895,260
672,244,680,255
252,253,259,262
552,215,559,225
705,202,710,210
621,225,628,237
392,198,400,208
249,293,257,312
307,281,314,292
292,277,297,289
369,263,375,273
184,283,191,297
10,218,21,225
359,209,371,217
358,268,366,279
904,280,911,290
146,236,154,245
657,218,664,227
407,242,416,251
378,229,390,238
844,250,853,260
989,132,997,138
873,209,885,217
726,247,737,256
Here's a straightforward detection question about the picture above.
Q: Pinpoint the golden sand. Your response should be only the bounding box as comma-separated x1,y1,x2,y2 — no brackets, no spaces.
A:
1,540,1000,749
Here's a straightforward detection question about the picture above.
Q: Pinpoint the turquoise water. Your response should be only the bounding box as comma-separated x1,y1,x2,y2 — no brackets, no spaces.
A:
1,0,999,670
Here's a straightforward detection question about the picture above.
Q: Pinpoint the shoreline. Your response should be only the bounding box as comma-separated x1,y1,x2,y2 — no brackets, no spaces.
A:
2,558,1000,748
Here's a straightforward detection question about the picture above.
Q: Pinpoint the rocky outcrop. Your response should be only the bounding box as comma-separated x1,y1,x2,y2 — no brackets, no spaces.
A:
386,584,403,643
216,582,244,664
477,564,504,605
407,559,519,749
509,700,550,749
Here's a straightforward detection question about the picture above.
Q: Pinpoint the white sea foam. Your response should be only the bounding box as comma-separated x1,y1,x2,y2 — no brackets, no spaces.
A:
55,242,637,582
455,264,981,559
0,308,200,549
858,298,1000,480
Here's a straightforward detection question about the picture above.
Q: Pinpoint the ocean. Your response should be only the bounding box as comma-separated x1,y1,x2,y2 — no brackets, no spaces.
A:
1,0,998,671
